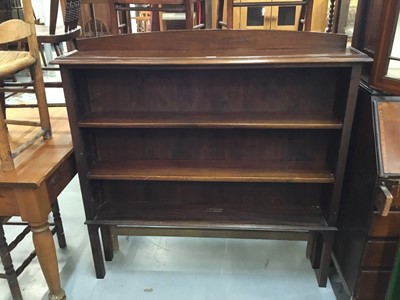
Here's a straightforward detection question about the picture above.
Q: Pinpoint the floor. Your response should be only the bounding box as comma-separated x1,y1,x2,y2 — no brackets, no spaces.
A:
1,71,339,300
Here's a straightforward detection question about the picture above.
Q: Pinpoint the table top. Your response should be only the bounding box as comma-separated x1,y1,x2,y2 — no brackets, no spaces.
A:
0,107,73,188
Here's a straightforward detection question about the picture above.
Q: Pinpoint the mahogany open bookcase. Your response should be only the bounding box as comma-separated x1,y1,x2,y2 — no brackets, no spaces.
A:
55,30,371,287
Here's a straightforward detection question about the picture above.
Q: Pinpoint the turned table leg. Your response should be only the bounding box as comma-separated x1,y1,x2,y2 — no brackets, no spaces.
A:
30,221,65,300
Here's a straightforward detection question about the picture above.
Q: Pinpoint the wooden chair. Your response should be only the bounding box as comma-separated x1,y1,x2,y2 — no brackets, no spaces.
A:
109,0,196,33
0,0,51,172
80,0,112,37
35,0,82,67
0,201,66,300
218,0,314,31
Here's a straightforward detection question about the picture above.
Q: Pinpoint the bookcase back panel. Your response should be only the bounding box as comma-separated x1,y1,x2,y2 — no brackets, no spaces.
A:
87,128,332,162
75,67,339,115
97,180,327,208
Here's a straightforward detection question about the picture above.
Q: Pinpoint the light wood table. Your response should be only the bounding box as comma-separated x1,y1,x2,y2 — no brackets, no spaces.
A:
0,107,76,300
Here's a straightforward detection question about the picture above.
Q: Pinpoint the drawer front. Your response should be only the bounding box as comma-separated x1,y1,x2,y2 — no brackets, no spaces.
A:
389,183,400,207
357,270,391,300
362,240,398,267
370,212,400,237
0,188,19,216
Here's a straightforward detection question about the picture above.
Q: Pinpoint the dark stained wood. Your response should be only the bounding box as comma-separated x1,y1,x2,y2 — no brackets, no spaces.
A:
88,160,334,183
351,0,385,57
56,30,369,285
90,202,335,232
332,86,400,300
357,271,392,300
78,111,344,129
98,181,327,208
369,0,400,95
74,29,349,52
362,240,398,268
370,212,400,237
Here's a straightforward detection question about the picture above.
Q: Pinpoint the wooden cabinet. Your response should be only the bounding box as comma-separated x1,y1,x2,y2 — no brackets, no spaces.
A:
352,0,400,95
56,30,369,286
332,1,400,299
228,0,327,32
332,87,400,300
233,0,302,30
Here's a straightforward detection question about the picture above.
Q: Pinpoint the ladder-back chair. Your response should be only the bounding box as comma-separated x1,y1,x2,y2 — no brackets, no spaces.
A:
109,0,195,33
35,0,82,67
0,0,51,172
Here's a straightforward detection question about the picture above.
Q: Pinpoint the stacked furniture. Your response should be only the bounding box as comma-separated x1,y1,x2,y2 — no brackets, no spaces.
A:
0,108,76,300
56,29,369,286
332,0,400,299
332,88,400,300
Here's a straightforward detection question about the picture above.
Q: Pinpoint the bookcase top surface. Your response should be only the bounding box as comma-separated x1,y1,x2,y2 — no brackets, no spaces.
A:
57,30,372,66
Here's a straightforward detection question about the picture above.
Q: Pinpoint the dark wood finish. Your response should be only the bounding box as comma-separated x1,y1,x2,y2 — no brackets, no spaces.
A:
352,0,400,95
362,240,398,268
332,87,400,300
0,221,22,300
357,271,392,300
370,212,400,237
369,0,400,95
351,0,384,57
55,30,369,287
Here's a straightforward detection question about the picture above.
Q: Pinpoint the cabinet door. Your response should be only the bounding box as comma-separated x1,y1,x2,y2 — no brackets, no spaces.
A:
235,0,301,30
370,1,400,95
270,0,301,30
236,0,271,29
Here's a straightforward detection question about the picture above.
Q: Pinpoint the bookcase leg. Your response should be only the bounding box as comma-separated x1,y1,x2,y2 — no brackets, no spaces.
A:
87,225,106,278
309,232,322,269
317,231,335,287
100,225,114,261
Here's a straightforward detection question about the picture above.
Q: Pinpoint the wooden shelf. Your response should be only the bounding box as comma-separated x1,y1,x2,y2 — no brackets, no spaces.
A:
88,201,336,232
55,30,369,281
78,112,343,129
87,160,335,183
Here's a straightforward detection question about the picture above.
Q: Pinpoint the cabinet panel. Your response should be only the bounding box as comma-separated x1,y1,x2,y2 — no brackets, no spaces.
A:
362,240,398,267
234,0,301,30
370,212,400,237
357,270,391,300
89,128,332,162
75,67,340,115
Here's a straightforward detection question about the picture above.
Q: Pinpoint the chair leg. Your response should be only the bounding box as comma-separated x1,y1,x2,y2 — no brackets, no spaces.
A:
87,225,106,278
29,62,51,139
0,223,23,300
53,43,64,57
39,44,48,67
51,199,67,249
